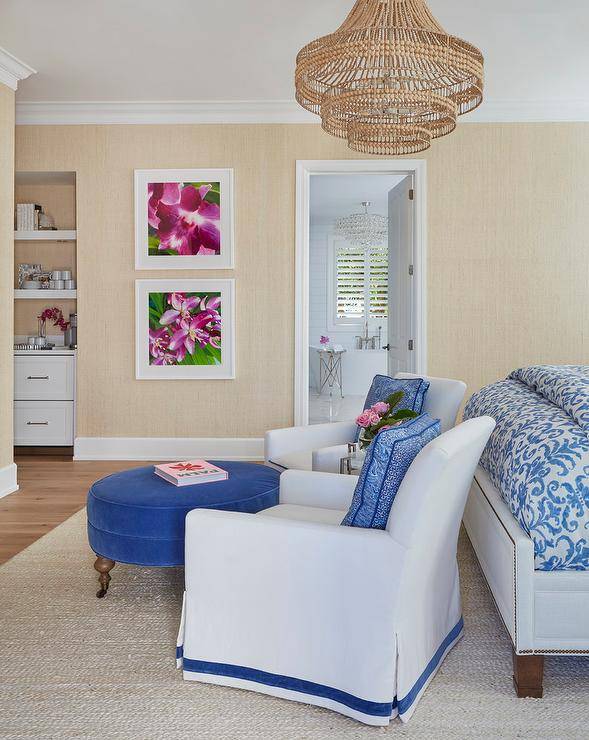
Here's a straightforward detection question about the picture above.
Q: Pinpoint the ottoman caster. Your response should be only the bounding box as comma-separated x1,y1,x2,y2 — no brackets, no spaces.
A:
94,556,116,598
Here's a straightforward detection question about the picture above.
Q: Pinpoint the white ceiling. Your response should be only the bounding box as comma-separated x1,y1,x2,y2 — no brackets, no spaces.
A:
1,0,588,120
310,174,406,227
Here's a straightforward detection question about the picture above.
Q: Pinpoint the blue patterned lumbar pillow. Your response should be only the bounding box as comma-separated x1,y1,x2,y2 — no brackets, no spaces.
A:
355,375,430,441
343,414,441,529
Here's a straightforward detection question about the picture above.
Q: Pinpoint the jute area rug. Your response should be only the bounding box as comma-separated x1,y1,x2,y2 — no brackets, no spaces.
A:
1,510,587,739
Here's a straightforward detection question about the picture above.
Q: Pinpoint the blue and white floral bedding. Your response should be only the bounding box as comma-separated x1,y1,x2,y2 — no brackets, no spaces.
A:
463,365,589,571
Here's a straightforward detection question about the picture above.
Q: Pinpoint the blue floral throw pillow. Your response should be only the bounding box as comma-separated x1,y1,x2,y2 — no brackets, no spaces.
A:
355,375,430,441
343,414,441,529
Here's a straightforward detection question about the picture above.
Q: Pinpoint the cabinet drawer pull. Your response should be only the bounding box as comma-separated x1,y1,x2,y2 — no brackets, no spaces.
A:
26,375,50,380
26,421,49,426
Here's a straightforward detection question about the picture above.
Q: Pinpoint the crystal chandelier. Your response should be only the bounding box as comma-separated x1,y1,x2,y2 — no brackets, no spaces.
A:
295,0,484,155
334,202,387,247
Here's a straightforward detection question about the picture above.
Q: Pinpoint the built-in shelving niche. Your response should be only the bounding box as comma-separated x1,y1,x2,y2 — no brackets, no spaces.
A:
14,172,77,339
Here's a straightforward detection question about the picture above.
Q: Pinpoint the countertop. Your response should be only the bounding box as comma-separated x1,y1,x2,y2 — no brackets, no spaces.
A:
14,348,77,356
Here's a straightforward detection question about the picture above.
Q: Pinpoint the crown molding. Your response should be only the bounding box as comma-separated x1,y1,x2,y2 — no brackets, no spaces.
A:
15,100,317,125
0,46,35,91
466,99,589,123
14,98,589,126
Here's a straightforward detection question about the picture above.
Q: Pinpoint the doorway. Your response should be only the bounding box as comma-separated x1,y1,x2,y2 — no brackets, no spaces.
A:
295,160,427,426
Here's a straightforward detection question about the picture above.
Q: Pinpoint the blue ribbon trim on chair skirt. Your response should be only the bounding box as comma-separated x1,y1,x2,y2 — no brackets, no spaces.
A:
179,617,464,721
397,617,464,716
182,657,395,717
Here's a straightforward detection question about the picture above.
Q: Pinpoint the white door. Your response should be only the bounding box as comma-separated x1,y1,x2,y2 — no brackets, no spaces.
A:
386,175,414,374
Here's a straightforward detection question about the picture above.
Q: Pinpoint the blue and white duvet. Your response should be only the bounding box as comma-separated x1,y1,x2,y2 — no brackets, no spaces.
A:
463,365,589,571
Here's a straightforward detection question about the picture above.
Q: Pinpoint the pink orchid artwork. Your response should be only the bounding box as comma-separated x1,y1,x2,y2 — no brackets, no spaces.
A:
148,291,222,367
135,169,233,270
148,181,221,257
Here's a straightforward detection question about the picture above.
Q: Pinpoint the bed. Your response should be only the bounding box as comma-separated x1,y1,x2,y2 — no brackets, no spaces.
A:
462,366,589,697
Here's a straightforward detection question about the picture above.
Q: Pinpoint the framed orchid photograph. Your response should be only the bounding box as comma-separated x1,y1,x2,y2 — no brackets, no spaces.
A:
135,279,235,379
134,169,234,269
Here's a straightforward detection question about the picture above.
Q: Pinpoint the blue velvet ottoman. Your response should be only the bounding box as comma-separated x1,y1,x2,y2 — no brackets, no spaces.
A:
87,461,280,597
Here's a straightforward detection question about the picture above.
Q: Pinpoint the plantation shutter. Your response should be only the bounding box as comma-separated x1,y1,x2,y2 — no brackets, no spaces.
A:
335,244,388,322
368,246,388,318
335,247,365,320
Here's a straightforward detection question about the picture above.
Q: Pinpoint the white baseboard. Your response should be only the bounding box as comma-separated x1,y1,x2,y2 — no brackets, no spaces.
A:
0,462,19,499
74,437,264,461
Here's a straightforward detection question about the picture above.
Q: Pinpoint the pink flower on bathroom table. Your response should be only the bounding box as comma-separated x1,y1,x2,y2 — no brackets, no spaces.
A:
320,335,329,345
159,293,200,326
153,184,220,256
371,401,389,416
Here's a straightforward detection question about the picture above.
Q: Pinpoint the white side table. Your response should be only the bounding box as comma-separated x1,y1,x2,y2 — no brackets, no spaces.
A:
317,348,346,398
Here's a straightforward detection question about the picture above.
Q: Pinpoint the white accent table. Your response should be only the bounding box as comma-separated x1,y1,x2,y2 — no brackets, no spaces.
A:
317,348,346,398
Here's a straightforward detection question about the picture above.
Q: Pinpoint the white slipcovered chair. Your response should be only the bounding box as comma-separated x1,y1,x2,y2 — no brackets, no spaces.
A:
177,416,495,725
265,372,467,473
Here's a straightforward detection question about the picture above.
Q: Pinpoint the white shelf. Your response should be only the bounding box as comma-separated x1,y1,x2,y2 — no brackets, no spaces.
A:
14,230,76,241
15,289,77,299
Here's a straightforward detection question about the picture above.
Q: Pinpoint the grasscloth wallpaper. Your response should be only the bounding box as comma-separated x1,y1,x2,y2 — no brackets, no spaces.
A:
14,123,589,440
0,85,15,468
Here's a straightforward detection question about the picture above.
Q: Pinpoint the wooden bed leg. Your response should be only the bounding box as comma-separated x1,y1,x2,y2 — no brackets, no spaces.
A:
512,649,544,698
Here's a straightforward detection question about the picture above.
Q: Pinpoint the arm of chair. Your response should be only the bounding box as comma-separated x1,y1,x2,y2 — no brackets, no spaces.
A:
312,444,350,473
264,420,357,463
279,469,358,510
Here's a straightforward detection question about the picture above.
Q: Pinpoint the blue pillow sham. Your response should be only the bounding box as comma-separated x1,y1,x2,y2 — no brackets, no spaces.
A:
343,413,441,529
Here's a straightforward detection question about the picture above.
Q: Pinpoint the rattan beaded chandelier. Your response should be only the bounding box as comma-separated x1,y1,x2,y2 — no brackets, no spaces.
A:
295,0,484,155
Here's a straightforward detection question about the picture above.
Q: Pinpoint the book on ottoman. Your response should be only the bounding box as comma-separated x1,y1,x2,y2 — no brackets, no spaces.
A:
154,460,228,487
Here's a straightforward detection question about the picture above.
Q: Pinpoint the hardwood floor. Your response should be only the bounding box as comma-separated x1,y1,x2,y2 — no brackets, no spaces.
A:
0,457,153,565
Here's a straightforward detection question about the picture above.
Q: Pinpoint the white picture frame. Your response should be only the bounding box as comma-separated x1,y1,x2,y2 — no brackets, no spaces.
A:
135,279,235,380
134,168,234,270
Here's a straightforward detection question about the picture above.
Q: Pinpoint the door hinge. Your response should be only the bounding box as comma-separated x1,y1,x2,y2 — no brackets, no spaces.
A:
408,264,414,276
408,188,415,201
408,339,415,351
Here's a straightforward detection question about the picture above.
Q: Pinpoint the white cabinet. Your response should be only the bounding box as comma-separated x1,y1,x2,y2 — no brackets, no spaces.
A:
14,355,75,401
13,352,75,446
14,401,74,445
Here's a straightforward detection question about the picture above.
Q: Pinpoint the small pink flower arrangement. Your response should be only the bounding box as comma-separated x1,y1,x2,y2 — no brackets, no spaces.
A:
320,335,330,345
355,390,419,449
38,306,69,332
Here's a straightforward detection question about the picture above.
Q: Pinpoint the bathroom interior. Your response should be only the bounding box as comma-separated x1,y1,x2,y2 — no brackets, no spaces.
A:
308,173,406,424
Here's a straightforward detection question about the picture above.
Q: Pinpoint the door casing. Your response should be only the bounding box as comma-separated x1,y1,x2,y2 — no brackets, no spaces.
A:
295,159,427,427
387,174,415,376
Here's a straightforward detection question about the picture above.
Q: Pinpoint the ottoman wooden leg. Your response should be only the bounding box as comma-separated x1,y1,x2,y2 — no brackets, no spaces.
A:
94,556,116,598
